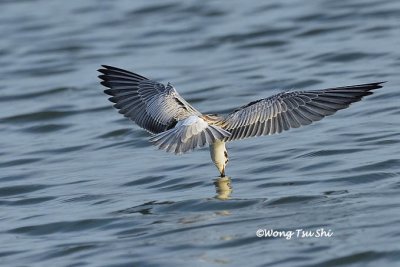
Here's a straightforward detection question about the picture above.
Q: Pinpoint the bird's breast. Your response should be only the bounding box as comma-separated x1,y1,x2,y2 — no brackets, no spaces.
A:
210,140,227,165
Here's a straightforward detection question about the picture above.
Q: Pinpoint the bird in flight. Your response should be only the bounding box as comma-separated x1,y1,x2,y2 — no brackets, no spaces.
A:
98,65,384,177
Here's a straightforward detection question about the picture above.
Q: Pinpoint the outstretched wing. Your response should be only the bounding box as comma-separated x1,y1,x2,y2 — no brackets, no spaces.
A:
221,82,385,141
98,65,201,134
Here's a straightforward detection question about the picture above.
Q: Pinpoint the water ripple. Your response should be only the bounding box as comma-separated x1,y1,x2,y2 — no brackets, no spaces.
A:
8,218,114,236
0,184,48,197
1,110,76,123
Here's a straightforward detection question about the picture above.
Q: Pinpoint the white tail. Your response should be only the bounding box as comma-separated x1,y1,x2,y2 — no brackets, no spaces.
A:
149,116,231,154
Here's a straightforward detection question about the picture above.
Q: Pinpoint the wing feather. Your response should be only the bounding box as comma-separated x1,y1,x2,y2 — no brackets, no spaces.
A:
98,65,201,134
149,116,231,154
222,82,385,141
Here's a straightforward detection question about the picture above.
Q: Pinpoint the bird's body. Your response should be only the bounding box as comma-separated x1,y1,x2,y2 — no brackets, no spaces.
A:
98,65,384,177
210,139,228,177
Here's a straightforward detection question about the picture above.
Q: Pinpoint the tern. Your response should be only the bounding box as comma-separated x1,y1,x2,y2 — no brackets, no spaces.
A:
98,65,384,177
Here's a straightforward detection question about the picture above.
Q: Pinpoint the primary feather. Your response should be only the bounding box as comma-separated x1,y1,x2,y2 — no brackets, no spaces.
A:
98,65,201,134
221,82,385,141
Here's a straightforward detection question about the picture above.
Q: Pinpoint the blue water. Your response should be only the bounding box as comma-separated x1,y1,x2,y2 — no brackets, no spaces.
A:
1,0,400,266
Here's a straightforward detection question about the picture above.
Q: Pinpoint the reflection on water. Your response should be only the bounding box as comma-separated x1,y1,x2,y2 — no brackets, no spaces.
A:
214,176,233,200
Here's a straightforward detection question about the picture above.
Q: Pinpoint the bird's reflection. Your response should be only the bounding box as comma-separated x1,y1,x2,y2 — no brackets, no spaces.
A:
214,176,232,200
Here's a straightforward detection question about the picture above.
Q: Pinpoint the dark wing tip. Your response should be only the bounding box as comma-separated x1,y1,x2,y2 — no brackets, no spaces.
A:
367,81,386,90
352,81,386,91
320,81,387,95
98,65,149,80
98,74,108,81
97,65,114,73
100,64,115,70
97,69,108,75
100,80,111,88
108,96,118,103
103,89,114,96
375,81,387,88
97,67,112,80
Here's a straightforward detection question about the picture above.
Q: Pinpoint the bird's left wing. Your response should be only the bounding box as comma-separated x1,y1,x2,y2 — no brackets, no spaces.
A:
220,82,385,141
98,65,201,134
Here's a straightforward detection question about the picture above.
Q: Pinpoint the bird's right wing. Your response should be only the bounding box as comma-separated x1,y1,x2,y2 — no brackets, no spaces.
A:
98,65,201,134
221,82,385,141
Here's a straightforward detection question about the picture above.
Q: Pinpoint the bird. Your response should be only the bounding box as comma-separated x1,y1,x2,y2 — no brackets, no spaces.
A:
98,65,384,177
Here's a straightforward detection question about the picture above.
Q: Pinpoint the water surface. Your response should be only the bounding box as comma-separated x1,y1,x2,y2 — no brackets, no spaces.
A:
1,0,400,266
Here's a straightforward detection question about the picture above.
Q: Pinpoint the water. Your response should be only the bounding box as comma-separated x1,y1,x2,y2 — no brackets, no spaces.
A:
1,0,400,266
